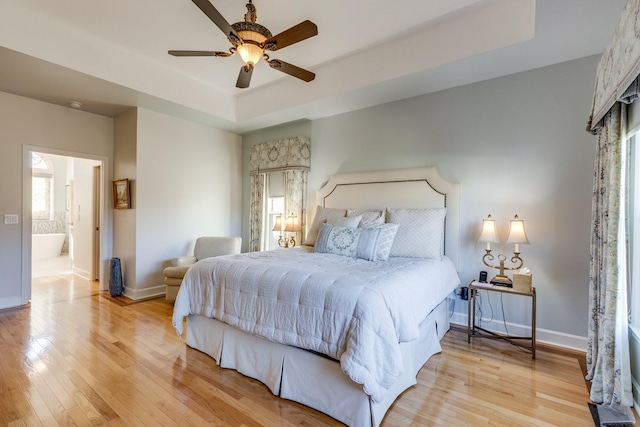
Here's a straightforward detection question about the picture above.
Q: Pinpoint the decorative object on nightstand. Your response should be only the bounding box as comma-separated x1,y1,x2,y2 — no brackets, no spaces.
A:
273,213,301,248
477,214,530,287
512,268,533,292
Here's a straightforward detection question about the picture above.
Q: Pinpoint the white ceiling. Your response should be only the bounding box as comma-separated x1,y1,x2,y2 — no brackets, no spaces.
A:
0,0,628,134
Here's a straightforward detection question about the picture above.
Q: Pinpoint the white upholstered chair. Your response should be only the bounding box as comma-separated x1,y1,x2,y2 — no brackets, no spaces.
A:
163,236,242,302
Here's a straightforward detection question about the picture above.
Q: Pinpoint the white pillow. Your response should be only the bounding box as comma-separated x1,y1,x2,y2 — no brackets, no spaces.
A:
314,223,400,261
347,208,386,227
327,215,362,228
304,206,347,246
386,208,446,259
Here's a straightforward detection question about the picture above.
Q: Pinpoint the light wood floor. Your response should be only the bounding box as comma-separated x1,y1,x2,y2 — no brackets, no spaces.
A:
0,274,623,426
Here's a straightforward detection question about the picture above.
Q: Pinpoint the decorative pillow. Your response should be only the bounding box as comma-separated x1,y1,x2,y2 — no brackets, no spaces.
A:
347,208,386,227
386,208,446,259
327,215,362,228
304,206,347,246
314,223,400,261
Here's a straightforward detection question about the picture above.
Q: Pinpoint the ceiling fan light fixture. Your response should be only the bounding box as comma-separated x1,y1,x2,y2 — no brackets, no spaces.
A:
170,0,317,88
232,21,270,66
237,42,263,65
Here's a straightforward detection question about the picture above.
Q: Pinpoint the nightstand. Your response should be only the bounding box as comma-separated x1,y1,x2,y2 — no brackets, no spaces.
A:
467,282,536,359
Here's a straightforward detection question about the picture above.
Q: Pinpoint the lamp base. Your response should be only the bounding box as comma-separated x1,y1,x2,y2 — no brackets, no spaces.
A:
490,275,513,287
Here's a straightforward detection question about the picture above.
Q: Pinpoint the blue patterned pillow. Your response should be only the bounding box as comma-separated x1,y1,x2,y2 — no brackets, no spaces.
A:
314,223,399,261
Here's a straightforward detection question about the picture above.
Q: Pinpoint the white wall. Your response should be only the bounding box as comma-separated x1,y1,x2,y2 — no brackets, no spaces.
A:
0,91,113,309
113,109,138,292
242,55,599,349
117,108,243,299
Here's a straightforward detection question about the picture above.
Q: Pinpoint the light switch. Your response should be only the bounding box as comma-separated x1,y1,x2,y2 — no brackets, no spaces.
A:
4,214,19,224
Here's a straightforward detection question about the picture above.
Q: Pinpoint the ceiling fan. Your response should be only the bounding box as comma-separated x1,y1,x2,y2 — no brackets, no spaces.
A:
169,0,318,89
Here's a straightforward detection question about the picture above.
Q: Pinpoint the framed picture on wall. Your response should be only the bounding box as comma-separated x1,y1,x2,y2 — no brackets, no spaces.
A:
112,178,131,209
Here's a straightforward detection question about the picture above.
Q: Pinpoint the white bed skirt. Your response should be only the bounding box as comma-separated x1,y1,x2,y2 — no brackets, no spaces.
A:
185,299,450,426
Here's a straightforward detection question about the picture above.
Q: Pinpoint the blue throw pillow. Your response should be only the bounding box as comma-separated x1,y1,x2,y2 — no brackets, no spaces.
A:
314,223,399,261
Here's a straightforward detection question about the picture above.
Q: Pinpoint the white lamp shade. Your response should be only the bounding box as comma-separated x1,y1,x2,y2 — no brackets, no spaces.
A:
236,30,267,65
237,43,264,65
506,215,530,245
272,215,283,232
478,214,499,243
284,214,301,232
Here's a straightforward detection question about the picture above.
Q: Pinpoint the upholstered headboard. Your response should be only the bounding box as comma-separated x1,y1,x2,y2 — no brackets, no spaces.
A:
315,167,460,269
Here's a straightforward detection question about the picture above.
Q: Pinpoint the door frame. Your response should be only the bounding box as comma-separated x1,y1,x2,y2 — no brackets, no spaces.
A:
22,145,111,303
92,165,101,281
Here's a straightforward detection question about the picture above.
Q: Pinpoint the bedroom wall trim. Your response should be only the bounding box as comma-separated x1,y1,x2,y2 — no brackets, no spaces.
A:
72,266,91,281
122,284,166,300
0,296,23,310
450,313,587,352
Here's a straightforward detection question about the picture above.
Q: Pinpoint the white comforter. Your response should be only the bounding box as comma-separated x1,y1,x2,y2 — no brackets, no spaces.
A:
172,247,459,402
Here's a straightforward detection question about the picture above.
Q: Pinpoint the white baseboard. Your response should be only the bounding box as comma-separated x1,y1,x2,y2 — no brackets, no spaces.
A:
450,311,587,352
72,266,91,280
0,296,26,310
121,285,166,301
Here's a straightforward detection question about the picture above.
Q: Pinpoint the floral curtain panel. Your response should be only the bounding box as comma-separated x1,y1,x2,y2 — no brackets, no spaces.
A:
585,0,640,406
249,136,310,252
589,0,640,131
586,101,633,406
249,136,311,173
249,173,266,252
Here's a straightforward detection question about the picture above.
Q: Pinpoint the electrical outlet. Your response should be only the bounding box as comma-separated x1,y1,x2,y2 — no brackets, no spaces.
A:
4,214,18,224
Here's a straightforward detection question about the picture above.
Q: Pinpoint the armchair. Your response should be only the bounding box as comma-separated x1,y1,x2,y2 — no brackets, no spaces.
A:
163,236,242,302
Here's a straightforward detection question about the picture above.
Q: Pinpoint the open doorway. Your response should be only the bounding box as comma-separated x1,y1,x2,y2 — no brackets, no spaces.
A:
25,148,106,302
31,152,72,278
30,151,101,279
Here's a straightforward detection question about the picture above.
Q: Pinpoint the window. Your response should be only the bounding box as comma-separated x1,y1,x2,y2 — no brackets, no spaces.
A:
264,171,286,250
267,196,285,250
32,152,54,221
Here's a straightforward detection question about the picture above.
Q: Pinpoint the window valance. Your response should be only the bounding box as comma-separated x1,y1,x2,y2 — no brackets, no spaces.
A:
249,136,311,174
589,0,640,132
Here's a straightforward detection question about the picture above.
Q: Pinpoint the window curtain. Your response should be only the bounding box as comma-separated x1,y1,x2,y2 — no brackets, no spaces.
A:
249,136,310,252
587,101,633,406
586,0,640,406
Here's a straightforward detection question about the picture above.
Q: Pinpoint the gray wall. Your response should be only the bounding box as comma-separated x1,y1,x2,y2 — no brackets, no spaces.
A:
242,55,599,348
0,91,114,308
114,108,243,300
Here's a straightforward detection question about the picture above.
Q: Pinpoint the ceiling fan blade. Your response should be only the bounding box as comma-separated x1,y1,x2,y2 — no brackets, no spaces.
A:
263,20,318,51
191,0,242,46
236,64,254,88
168,50,233,57
267,59,315,82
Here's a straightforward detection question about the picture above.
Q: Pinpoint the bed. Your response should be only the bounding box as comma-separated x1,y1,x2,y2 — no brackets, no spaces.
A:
172,167,461,426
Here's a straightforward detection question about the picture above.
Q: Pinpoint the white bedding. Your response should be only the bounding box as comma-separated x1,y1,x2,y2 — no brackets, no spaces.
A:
172,246,459,402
